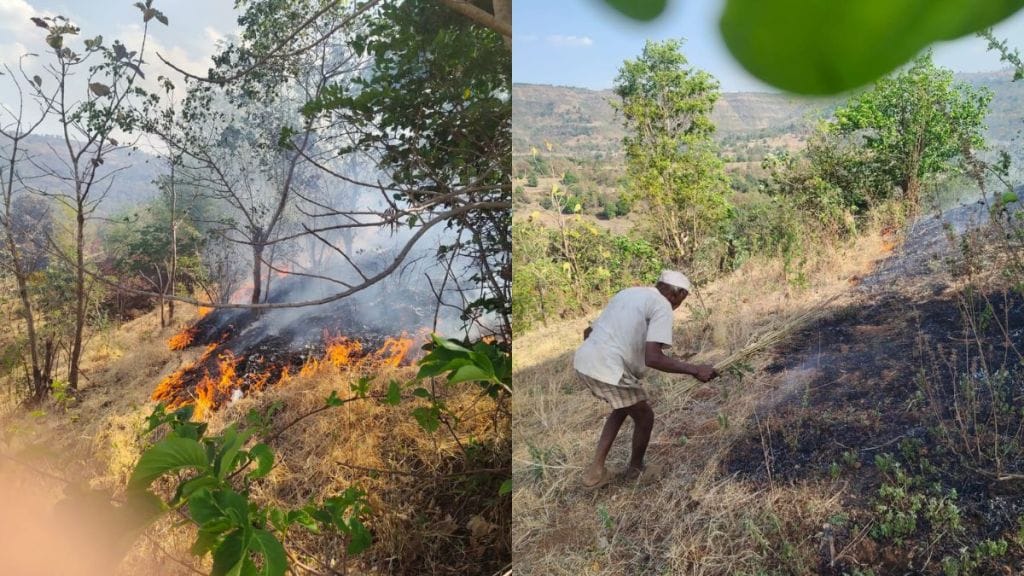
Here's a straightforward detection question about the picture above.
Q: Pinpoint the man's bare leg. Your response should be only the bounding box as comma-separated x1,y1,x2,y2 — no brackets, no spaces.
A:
582,407,629,486
625,401,654,473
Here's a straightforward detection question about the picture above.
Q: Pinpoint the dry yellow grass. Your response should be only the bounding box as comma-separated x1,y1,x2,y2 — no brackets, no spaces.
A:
512,228,893,575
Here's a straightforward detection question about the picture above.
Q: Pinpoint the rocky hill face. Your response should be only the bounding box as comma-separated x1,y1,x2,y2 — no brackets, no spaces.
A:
514,70,1024,159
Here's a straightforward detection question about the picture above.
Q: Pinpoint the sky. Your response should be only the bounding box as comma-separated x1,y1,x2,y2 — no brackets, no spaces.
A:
513,0,1024,92
0,0,241,140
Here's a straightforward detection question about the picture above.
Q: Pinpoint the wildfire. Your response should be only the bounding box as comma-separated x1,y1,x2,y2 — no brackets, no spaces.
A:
193,352,240,420
374,335,413,368
167,326,198,350
152,343,217,406
197,306,213,318
297,333,414,377
155,330,418,419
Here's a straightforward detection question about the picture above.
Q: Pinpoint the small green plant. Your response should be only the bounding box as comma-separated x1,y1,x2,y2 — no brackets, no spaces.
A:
842,449,859,469
829,461,841,479
50,378,74,411
596,504,614,531
941,539,1008,576
127,402,373,576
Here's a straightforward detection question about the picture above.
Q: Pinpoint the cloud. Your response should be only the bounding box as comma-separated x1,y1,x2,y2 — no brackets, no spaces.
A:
0,0,54,67
545,35,593,48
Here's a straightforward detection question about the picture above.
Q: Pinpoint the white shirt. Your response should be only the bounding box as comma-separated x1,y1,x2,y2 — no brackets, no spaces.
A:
574,286,675,385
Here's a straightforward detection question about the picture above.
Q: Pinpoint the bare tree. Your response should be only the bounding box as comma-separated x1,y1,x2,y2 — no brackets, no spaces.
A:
24,12,163,391
0,58,60,400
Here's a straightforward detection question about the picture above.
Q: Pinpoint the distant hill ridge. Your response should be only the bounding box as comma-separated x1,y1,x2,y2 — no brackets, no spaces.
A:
8,133,164,215
513,70,1024,158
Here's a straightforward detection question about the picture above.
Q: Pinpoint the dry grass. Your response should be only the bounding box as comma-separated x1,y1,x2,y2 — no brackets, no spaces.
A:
512,228,893,575
1,304,510,575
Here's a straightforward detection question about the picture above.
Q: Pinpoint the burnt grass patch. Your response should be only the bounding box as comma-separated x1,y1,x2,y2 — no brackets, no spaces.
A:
723,285,1024,573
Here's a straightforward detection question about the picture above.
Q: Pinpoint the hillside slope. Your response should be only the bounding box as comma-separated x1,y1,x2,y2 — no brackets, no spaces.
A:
513,201,1024,574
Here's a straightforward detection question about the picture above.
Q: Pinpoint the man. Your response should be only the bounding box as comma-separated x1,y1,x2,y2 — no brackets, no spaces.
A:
574,270,718,488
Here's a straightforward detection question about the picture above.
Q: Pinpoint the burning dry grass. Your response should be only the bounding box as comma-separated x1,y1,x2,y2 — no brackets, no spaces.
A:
512,229,893,575
153,331,418,420
166,325,198,350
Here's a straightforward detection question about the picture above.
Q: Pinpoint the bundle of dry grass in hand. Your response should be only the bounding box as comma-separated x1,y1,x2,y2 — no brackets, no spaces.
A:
713,291,843,373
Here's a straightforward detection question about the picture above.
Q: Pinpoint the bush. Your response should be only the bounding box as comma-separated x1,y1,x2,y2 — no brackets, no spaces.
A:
512,219,661,334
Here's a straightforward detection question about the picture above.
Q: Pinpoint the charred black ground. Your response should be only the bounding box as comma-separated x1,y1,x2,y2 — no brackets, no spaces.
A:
722,201,1024,573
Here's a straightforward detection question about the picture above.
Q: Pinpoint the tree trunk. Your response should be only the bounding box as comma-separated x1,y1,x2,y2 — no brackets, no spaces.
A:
168,160,177,322
251,243,264,304
1,138,48,400
68,205,86,391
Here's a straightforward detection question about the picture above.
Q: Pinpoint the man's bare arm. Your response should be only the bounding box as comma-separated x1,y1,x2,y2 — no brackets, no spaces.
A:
644,342,718,382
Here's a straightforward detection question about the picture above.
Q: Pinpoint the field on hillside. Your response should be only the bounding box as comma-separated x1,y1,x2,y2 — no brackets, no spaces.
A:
512,203,1024,575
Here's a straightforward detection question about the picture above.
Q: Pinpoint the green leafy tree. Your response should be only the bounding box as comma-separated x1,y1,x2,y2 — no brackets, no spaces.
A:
302,0,511,340
613,39,731,275
829,52,991,209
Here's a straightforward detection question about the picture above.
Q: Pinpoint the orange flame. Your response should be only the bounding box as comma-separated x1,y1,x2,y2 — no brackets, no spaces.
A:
152,344,217,406
197,306,212,318
167,326,198,350
192,351,240,420
155,331,420,419
373,336,413,368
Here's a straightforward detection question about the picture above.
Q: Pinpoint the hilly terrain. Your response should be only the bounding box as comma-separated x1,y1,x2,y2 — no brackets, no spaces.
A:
11,134,165,215
513,70,1024,161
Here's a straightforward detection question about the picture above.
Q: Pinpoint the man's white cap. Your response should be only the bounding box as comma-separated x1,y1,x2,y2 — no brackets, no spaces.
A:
658,270,691,293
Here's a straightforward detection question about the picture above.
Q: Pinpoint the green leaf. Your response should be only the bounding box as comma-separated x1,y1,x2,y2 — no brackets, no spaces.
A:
287,509,320,533
412,406,441,433
247,444,274,480
1002,191,1019,204
350,375,373,397
211,529,247,576
188,488,224,525
129,437,208,490
174,475,220,505
216,425,252,480
432,334,470,353
499,478,513,496
217,489,250,526
346,517,372,554
447,364,491,385
384,380,402,406
325,390,344,407
249,529,288,576
191,518,232,556
601,0,668,21
720,0,1024,94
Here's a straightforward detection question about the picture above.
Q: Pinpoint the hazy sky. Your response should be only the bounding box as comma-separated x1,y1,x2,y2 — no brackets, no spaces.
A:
0,0,240,139
513,0,1024,92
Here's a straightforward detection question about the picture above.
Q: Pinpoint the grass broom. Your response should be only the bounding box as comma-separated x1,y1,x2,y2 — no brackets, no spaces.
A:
712,291,843,374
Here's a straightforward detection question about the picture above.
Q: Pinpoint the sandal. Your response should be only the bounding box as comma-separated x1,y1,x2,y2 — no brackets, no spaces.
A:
581,464,611,489
621,462,666,486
